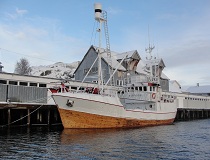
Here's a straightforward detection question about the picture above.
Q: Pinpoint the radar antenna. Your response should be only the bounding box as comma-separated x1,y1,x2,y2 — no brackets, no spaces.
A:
145,25,155,60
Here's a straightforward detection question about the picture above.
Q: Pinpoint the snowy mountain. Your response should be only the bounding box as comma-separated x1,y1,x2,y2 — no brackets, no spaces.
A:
31,61,80,79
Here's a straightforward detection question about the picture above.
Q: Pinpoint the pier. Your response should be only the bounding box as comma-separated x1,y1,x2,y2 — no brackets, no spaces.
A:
175,108,210,121
0,103,62,127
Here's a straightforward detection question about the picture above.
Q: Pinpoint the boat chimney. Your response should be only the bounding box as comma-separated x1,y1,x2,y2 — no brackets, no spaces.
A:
0,62,3,72
197,83,199,87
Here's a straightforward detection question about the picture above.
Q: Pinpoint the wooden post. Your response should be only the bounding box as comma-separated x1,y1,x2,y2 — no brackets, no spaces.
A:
183,110,186,120
47,109,51,126
20,110,23,125
37,110,40,123
27,109,30,126
8,109,11,126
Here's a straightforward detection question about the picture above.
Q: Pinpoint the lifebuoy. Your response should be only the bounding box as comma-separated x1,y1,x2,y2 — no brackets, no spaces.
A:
152,93,156,99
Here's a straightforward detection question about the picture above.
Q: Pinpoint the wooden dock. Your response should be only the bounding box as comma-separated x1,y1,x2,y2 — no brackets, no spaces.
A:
175,108,210,121
0,103,62,127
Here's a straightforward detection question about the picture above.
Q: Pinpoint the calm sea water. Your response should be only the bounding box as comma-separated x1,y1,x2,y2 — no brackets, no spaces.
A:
0,120,210,160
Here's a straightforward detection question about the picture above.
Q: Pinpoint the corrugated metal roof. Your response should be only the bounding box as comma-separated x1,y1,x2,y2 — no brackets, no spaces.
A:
186,85,210,94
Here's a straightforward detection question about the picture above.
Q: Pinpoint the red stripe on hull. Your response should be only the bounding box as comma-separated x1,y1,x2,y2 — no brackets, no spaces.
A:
58,108,175,129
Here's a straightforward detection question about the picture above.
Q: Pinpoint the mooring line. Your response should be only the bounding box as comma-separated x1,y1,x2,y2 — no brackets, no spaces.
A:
1,96,52,128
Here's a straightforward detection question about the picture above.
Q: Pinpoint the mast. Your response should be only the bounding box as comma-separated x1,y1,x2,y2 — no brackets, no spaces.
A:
145,25,155,60
94,3,105,90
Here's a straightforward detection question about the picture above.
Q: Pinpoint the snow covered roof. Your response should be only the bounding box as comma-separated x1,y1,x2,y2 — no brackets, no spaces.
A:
94,46,126,71
135,60,169,79
114,50,140,60
169,80,182,93
136,60,148,75
161,72,169,80
186,85,210,94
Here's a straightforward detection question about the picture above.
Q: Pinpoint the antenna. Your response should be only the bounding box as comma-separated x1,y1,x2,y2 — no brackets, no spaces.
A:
145,25,155,60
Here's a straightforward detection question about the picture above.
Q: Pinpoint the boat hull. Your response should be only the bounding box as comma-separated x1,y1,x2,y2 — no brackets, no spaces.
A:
58,107,175,128
52,92,177,129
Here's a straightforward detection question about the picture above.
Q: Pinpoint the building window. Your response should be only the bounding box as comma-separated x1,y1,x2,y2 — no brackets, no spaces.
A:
20,82,28,86
9,81,17,85
30,82,37,87
0,80,7,84
143,86,147,91
116,80,123,86
39,83,46,87
84,67,98,75
84,68,88,74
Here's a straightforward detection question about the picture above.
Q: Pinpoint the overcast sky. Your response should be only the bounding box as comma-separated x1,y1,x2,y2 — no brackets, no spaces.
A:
0,0,210,87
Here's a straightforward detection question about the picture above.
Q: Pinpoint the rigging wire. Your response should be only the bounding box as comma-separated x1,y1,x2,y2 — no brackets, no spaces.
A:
0,48,58,63
93,22,99,46
90,20,96,46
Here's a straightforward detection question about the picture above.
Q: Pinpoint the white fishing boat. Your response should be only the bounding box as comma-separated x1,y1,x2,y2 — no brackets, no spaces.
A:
51,3,177,129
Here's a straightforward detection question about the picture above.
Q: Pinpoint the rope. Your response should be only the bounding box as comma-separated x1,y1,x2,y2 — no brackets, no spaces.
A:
1,96,52,128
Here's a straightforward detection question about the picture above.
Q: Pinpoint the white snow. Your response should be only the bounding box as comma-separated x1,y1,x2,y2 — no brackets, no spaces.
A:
30,61,80,79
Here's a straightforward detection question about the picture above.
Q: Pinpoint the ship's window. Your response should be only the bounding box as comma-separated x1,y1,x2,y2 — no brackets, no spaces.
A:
139,87,142,91
71,86,77,90
79,87,85,90
92,80,98,84
0,80,7,84
9,81,17,85
20,82,28,86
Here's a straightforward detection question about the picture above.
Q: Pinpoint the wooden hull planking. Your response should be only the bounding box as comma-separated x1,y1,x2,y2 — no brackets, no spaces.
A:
58,107,175,129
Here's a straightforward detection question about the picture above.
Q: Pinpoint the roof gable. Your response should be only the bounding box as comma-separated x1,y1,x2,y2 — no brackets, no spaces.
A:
74,45,96,74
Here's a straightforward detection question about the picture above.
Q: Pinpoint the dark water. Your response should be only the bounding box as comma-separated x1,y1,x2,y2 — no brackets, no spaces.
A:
0,120,210,160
